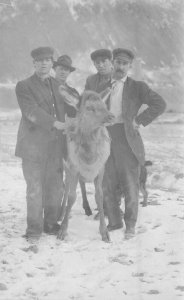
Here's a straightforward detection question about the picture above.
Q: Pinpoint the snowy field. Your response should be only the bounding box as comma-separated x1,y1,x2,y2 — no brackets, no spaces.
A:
0,112,184,300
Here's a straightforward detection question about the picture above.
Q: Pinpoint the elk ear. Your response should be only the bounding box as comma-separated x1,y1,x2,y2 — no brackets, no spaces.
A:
81,90,101,108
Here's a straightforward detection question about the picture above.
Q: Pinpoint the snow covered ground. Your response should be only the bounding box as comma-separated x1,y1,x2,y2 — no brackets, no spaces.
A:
0,112,184,300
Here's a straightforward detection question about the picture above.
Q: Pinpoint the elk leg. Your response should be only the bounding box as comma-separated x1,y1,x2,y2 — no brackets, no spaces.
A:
94,170,110,243
58,174,69,223
139,166,148,207
140,184,148,207
57,174,78,240
79,179,92,216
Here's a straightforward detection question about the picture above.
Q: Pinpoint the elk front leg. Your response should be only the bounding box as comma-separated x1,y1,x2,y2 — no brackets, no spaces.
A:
94,170,110,242
57,173,78,240
79,179,92,216
140,185,148,207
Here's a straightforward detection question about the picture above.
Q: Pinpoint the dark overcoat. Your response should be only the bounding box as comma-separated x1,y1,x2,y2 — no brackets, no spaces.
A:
85,73,111,93
85,75,166,165
15,73,68,163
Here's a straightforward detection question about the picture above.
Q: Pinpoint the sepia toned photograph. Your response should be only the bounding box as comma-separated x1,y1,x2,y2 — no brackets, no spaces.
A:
0,0,184,299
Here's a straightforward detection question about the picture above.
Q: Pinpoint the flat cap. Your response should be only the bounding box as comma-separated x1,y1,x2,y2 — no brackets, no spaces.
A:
90,49,112,61
53,55,76,72
113,48,134,61
31,46,54,60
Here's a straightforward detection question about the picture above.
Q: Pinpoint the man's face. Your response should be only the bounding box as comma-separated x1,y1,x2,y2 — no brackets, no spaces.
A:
55,65,71,83
113,58,132,80
94,57,112,75
33,57,53,76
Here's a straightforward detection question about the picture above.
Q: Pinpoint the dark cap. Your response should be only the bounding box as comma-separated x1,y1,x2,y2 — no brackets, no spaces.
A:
53,55,76,72
113,48,134,61
31,46,54,60
90,49,112,61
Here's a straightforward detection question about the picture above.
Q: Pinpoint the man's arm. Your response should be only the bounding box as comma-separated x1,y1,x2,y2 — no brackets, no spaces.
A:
135,82,166,127
16,81,64,131
84,76,91,91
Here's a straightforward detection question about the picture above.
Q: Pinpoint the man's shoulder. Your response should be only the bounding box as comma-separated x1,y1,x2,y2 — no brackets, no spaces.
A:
16,75,34,88
127,77,148,89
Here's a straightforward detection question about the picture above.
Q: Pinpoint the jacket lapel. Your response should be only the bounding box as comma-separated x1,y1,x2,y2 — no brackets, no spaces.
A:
50,77,65,122
31,73,52,108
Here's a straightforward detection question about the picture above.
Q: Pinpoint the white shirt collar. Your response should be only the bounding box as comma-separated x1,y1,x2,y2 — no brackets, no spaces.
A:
111,76,127,86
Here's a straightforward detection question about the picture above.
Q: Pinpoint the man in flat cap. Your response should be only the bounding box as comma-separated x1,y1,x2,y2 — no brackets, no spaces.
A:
103,48,166,238
15,46,67,242
85,48,113,93
75,49,113,216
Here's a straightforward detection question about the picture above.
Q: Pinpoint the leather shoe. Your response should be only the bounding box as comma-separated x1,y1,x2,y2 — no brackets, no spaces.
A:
44,223,60,235
107,223,123,231
22,233,40,243
125,228,135,239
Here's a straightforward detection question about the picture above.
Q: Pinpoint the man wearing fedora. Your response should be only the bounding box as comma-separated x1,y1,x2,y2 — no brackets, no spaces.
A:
103,48,166,238
15,46,67,241
53,55,80,173
53,55,80,117
85,49,113,93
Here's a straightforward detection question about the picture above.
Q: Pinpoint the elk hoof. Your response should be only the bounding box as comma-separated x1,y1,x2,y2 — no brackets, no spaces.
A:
141,201,147,207
84,207,93,216
57,224,67,240
94,212,100,220
101,229,110,243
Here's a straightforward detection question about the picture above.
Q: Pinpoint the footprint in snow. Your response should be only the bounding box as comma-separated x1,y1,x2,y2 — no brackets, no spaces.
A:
132,272,145,277
109,255,134,265
152,223,161,229
137,226,147,234
146,289,160,295
21,245,38,253
0,283,7,290
154,247,165,252
149,200,161,206
176,286,184,292
169,261,181,265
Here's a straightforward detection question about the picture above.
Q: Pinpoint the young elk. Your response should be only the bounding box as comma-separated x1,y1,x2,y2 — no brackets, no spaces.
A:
57,91,115,242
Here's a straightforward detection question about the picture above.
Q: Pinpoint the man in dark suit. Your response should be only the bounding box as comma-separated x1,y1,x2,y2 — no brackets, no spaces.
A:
15,47,67,241
85,49,113,93
103,48,166,238
53,55,80,160
53,54,80,117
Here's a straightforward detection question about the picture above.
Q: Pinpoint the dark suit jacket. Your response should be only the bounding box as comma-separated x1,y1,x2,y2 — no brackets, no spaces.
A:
85,75,166,165
85,73,111,93
15,73,67,162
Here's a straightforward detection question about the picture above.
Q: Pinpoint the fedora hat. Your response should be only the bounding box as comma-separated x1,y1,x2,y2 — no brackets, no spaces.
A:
53,55,76,72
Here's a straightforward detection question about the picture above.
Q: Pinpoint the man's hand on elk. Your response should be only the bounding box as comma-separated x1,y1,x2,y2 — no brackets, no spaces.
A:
133,119,140,130
53,121,65,130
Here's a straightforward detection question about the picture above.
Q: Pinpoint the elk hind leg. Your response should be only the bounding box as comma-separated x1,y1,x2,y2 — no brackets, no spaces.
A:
140,184,148,207
94,170,110,242
57,174,78,240
79,179,92,216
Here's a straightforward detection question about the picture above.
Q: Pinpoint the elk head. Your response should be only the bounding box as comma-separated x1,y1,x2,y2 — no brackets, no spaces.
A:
78,91,115,133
